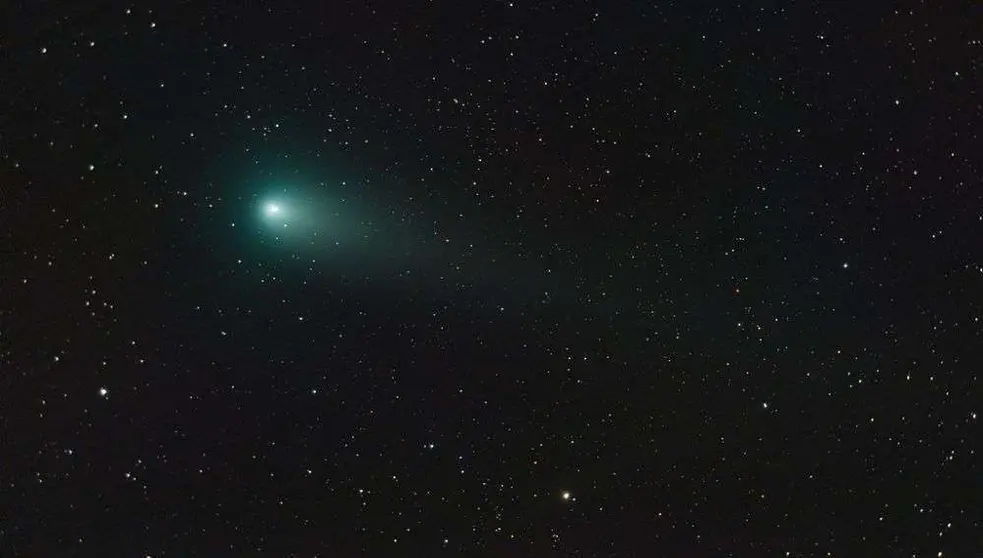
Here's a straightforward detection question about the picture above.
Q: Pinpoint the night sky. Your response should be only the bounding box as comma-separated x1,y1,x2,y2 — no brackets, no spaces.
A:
3,2,982,556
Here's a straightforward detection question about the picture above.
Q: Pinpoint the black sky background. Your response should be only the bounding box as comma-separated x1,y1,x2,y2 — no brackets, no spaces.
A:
2,1,982,556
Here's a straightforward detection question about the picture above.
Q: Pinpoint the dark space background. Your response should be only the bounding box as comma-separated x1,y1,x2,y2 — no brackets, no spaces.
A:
2,1,981,556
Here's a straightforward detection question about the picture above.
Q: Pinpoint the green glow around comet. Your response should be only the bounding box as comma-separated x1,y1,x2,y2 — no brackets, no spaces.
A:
261,200,290,228
256,190,339,249
253,183,430,274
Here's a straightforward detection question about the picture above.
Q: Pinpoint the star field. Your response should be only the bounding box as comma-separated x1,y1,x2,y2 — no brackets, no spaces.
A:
2,2,982,556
